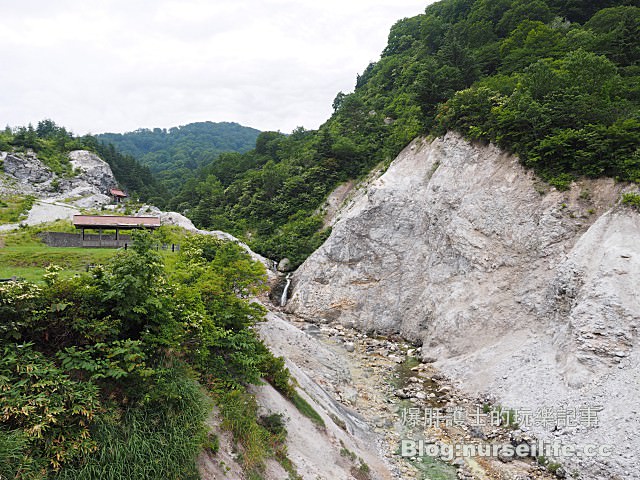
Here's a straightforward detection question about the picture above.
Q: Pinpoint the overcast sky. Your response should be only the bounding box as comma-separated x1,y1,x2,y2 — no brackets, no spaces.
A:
0,0,432,135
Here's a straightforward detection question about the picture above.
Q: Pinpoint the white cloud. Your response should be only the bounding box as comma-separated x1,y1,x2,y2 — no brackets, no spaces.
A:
0,0,433,134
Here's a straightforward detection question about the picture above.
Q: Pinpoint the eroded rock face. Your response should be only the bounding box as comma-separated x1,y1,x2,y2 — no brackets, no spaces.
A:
1,149,117,202
67,150,117,193
287,133,640,478
3,151,54,186
288,134,628,349
0,149,128,228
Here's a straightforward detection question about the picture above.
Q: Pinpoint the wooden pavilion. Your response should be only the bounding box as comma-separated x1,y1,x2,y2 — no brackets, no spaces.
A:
73,215,160,248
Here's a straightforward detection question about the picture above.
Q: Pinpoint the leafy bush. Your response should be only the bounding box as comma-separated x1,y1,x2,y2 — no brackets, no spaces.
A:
547,173,574,191
0,230,290,476
261,354,296,398
0,343,101,471
622,192,640,209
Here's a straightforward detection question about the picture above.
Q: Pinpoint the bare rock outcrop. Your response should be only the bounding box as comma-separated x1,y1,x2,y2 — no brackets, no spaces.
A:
67,150,117,191
3,151,54,186
255,312,395,480
1,149,117,208
286,132,640,479
198,311,397,480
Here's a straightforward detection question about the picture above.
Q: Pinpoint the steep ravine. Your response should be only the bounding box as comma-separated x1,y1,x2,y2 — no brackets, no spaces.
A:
5,143,638,479
256,311,560,480
285,133,640,480
198,303,559,479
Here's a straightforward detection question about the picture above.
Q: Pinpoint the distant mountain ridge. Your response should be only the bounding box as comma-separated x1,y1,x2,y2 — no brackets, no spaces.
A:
97,121,261,192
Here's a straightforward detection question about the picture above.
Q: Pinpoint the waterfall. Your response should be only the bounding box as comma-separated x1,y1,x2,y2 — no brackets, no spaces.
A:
280,273,292,307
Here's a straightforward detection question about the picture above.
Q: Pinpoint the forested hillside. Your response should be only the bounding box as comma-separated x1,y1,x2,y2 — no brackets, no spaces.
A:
5,0,639,268
168,0,640,266
97,122,260,193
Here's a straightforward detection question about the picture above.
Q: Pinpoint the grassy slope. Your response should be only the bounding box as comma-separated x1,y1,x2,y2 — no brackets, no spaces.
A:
0,195,35,225
0,246,117,282
0,222,181,282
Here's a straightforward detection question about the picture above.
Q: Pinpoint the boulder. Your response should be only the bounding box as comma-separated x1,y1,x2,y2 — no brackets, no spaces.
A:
277,257,292,272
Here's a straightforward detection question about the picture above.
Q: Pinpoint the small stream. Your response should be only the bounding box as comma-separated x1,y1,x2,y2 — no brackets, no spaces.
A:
297,323,458,480
280,273,292,307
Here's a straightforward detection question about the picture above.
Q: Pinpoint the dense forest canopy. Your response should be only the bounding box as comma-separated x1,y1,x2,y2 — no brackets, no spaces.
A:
96,122,261,194
166,0,639,266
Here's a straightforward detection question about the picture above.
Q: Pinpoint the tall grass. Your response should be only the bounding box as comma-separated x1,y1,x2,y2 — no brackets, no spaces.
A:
56,367,210,480
0,429,39,479
218,389,271,473
290,392,325,428
218,388,306,479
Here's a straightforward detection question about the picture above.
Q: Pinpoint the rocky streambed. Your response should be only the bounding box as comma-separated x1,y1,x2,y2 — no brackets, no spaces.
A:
259,308,560,480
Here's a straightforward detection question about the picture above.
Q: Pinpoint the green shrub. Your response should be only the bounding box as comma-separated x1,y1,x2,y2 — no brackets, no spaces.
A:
57,366,209,480
0,343,101,472
259,413,287,437
204,433,220,455
352,460,371,480
547,173,574,191
261,352,296,398
622,192,640,209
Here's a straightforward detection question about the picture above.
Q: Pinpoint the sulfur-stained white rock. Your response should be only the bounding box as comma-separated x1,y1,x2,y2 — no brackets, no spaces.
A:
287,132,640,479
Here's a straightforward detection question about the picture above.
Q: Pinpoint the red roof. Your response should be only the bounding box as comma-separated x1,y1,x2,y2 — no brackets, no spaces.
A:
73,215,161,229
110,189,127,197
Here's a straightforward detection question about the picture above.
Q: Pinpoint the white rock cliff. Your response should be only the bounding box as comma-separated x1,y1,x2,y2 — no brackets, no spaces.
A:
287,133,640,479
1,149,116,203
